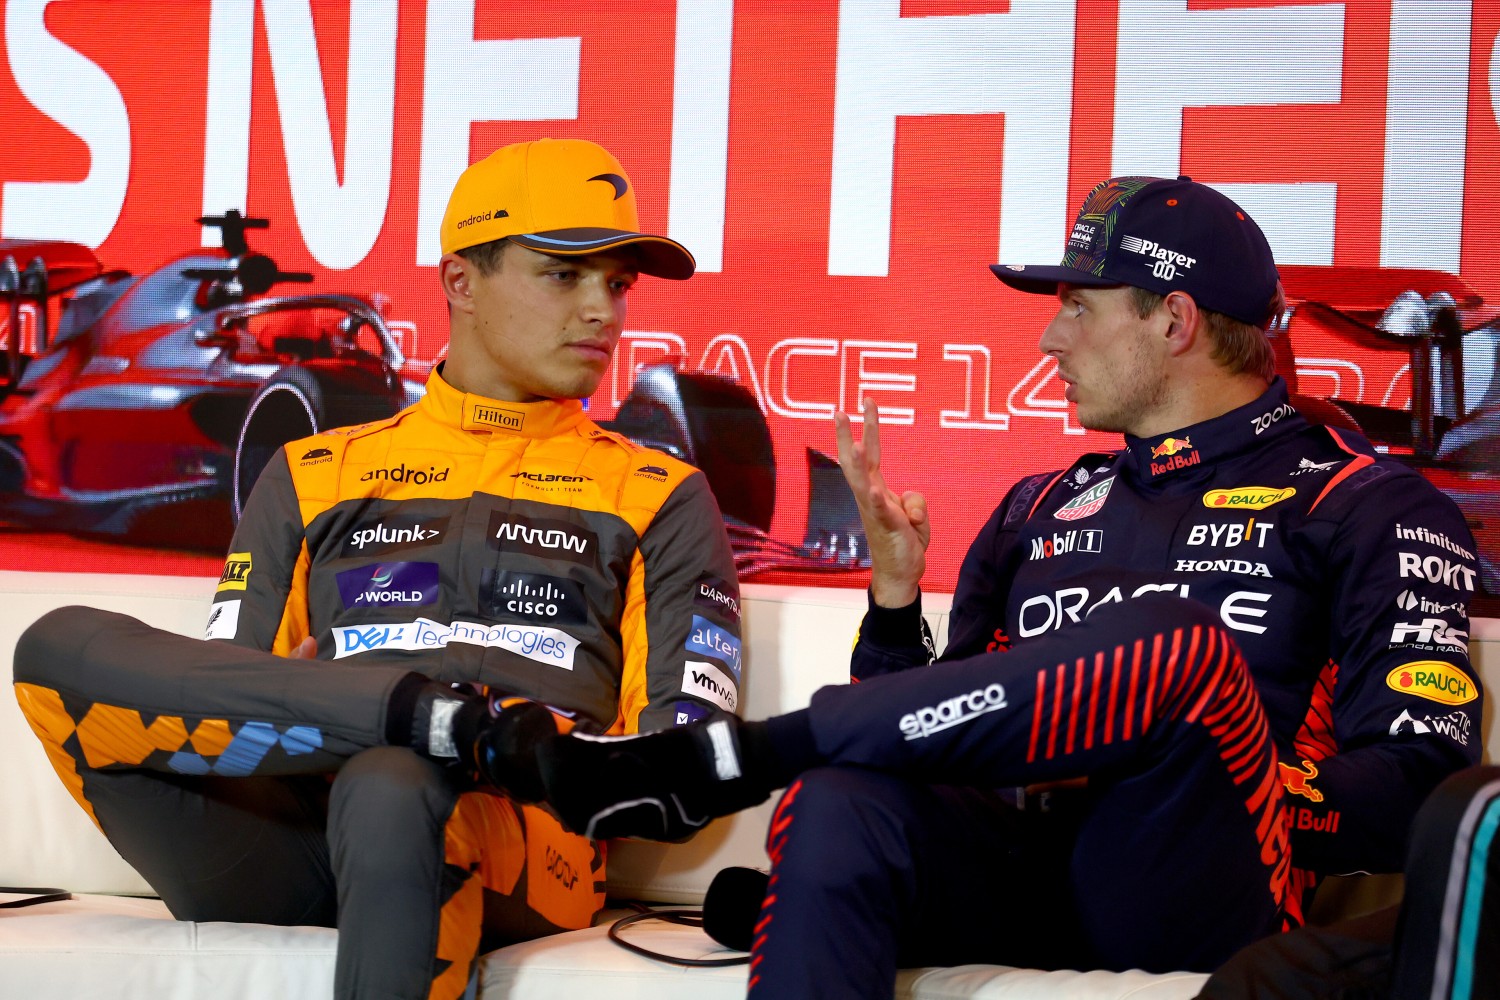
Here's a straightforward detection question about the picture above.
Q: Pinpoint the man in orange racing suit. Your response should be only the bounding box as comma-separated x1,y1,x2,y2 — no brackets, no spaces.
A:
13,138,742,1000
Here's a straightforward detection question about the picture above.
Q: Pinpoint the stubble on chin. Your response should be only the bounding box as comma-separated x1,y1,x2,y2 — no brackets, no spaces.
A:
554,371,608,402
1076,408,1127,435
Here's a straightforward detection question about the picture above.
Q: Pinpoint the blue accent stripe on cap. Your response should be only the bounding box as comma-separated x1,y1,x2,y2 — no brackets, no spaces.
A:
520,233,627,248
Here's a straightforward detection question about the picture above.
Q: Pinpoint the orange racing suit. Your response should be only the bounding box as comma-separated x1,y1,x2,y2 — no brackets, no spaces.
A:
14,366,742,999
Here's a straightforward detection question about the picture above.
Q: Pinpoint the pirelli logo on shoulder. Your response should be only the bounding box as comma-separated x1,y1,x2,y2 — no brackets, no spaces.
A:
1202,487,1295,511
470,404,526,432
217,552,252,592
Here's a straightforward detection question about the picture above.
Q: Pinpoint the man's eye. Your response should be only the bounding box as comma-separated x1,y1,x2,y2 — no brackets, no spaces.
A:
611,278,636,293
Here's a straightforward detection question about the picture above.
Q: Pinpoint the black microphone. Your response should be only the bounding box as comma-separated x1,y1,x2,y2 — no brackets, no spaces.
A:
702,866,770,951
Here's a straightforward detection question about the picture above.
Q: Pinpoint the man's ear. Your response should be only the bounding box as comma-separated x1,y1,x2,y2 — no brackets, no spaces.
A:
439,253,475,314
1160,291,1202,357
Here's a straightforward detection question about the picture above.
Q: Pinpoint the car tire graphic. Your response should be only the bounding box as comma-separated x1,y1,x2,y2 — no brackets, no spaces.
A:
606,365,776,531
231,364,401,521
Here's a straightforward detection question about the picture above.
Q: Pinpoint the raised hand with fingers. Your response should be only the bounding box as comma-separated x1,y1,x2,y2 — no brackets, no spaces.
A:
833,398,930,607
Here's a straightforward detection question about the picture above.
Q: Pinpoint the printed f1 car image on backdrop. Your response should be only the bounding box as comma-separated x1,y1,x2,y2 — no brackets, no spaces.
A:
0,212,866,580
0,212,414,548
1278,265,1500,614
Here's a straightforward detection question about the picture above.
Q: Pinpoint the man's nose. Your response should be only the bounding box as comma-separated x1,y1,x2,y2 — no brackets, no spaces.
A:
1037,311,1064,355
578,277,622,326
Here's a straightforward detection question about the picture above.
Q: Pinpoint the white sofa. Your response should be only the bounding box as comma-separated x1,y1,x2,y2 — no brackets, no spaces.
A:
3,569,1495,999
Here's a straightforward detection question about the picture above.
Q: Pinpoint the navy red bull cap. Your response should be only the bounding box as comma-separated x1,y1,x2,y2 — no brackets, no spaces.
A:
991,176,1280,327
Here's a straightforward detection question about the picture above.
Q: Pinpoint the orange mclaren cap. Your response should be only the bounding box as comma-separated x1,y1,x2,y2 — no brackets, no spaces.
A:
439,138,695,280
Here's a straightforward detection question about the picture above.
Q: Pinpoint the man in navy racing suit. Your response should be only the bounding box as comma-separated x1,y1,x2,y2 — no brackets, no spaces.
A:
516,176,1481,996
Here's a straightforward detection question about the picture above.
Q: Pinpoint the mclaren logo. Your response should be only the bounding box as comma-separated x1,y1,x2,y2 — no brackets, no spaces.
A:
513,472,588,483
587,172,630,199
511,471,592,496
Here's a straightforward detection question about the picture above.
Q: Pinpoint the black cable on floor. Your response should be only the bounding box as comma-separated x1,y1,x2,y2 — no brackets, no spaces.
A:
605,908,750,968
0,886,72,908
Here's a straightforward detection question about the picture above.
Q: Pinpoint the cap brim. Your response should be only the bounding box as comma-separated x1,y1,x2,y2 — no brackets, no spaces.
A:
989,264,1120,295
510,229,696,280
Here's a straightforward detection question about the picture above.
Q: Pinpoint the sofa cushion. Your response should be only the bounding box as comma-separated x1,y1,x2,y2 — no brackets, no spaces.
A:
0,893,336,1000
0,893,1206,1000
483,919,1210,999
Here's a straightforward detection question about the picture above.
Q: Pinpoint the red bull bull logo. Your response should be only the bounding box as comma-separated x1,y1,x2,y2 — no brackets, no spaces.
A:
1278,759,1323,802
1149,436,1200,475
1151,436,1192,459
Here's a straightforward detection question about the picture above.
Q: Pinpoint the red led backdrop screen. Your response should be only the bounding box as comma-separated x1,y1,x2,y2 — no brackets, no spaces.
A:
1,0,1498,611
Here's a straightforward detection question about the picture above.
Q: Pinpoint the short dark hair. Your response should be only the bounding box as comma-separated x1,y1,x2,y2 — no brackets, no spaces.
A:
456,237,508,275
1128,284,1282,381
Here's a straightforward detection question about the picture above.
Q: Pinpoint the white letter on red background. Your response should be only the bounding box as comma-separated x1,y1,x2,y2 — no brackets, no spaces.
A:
669,0,734,273
202,0,398,269
828,0,1075,276
940,345,1010,431
1382,0,1470,270
844,340,917,425
3,0,131,246
202,0,253,247
611,331,688,407
1113,0,1343,265
416,0,579,266
766,338,839,419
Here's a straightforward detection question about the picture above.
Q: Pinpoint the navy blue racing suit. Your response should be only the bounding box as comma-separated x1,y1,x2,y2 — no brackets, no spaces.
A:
749,378,1480,995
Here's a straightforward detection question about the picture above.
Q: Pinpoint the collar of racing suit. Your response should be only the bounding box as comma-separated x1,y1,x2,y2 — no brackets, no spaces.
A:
419,363,591,439
1123,376,1311,483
